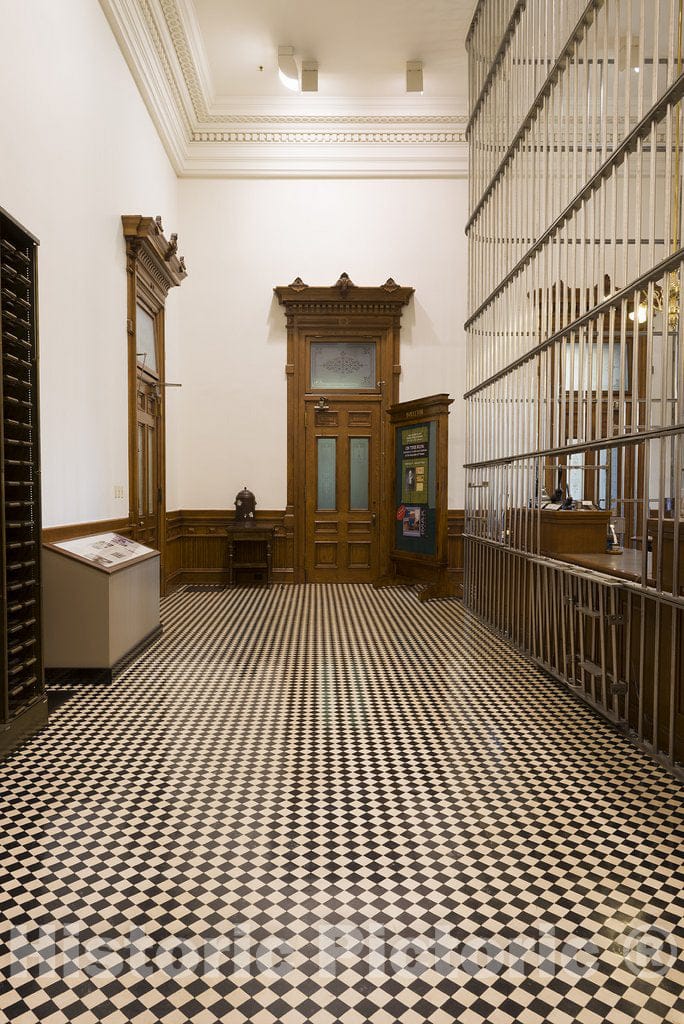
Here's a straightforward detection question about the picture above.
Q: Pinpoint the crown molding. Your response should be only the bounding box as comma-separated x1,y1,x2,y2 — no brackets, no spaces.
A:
174,0,215,111
181,142,468,180
99,0,190,171
99,0,469,178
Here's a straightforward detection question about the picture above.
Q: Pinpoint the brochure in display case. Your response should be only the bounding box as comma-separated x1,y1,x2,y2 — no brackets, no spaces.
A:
48,533,156,572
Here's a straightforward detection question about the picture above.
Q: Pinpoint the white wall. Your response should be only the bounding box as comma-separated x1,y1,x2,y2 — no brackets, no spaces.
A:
0,1,468,523
0,0,179,528
175,177,468,510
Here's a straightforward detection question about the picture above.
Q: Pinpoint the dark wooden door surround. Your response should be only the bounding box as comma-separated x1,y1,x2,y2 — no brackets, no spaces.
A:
122,216,187,588
274,274,414,584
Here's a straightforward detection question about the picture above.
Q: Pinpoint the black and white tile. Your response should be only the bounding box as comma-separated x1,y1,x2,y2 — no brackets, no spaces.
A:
0,584,682,1024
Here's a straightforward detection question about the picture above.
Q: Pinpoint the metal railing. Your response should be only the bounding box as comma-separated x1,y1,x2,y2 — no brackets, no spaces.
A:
466,0,684,775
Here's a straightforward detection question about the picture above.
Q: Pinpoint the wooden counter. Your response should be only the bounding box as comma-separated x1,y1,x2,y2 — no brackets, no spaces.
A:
555,548,654,586
540,509,611,556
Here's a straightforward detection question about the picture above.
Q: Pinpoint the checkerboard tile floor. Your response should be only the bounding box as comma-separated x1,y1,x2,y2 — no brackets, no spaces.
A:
0,584,682,1024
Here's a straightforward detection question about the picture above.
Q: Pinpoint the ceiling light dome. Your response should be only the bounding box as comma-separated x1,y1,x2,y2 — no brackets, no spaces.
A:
278,46,299,92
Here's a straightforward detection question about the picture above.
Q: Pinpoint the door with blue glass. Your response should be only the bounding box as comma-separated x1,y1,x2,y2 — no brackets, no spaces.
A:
304,339,381,581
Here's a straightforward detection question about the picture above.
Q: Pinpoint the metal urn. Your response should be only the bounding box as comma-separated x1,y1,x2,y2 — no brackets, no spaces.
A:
235,487,256,521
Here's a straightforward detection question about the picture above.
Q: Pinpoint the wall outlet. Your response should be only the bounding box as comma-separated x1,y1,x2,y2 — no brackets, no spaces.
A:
114,485,125,499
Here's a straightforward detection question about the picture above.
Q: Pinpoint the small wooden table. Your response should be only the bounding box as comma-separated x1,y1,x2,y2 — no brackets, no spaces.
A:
226,523,273,587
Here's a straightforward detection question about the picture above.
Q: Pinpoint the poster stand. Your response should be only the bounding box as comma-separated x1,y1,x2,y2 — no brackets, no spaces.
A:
375,393,455,601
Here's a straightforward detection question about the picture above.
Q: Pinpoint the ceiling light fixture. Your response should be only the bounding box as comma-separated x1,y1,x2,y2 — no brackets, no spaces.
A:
406,60,423,94
278,46,299,92
301,61,319,92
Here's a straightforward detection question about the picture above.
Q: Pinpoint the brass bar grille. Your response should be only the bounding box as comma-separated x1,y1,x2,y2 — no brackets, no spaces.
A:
466,0,684,776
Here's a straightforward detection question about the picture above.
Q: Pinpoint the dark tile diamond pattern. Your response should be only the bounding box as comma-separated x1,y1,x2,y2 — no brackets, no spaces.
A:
0,584,682,1024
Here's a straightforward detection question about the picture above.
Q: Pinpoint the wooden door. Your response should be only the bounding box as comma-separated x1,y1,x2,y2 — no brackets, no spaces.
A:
305,395,380,582
134,373,161,548
123,215,187,592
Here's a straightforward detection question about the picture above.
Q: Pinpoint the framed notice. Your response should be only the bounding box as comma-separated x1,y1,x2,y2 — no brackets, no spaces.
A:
379,394,454,600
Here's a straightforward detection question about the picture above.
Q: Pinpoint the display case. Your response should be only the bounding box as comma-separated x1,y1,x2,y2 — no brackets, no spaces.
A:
42,533,161,678
0,208,47,757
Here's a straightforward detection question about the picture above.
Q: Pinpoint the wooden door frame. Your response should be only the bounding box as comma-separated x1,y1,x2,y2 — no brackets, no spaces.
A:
274,275,414,583
122,216,187,590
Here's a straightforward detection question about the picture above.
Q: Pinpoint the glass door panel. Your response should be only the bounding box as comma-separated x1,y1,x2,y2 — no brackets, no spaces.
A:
147,426,155,515
137,424,145,516
310,342,376,390
317,438,336,510
136,306,158,374
349,437,369,509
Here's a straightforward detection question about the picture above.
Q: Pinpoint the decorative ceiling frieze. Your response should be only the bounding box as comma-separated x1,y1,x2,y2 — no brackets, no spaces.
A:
99,0,469,177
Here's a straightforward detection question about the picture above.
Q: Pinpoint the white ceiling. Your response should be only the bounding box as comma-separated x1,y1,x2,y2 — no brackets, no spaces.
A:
99,0,475,177
191,0,474,104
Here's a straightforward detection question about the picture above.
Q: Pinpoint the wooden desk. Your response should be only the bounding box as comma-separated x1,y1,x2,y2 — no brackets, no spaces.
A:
540,509,611,556
226,523,273,587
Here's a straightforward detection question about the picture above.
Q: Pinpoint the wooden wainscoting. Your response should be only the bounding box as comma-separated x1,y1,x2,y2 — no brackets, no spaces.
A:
42,518,132,544
166,509,464,590
166,510,294,589
43,511,464,590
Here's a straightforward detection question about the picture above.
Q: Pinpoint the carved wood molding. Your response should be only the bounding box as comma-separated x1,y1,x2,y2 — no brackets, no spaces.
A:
122,215,188,296
274,274,414,312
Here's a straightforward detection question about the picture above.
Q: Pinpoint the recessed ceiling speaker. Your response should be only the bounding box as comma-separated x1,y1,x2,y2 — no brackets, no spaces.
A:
406,60,424,94
301,61,319,92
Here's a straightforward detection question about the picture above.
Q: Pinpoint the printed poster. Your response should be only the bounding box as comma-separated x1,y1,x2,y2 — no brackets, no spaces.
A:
401,425,429,504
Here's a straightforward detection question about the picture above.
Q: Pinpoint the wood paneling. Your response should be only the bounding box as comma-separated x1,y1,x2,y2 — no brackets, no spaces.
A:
166,509,463,589
165,510,293,588
42,518,131,545
42,510,465,590
540,510,612,557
